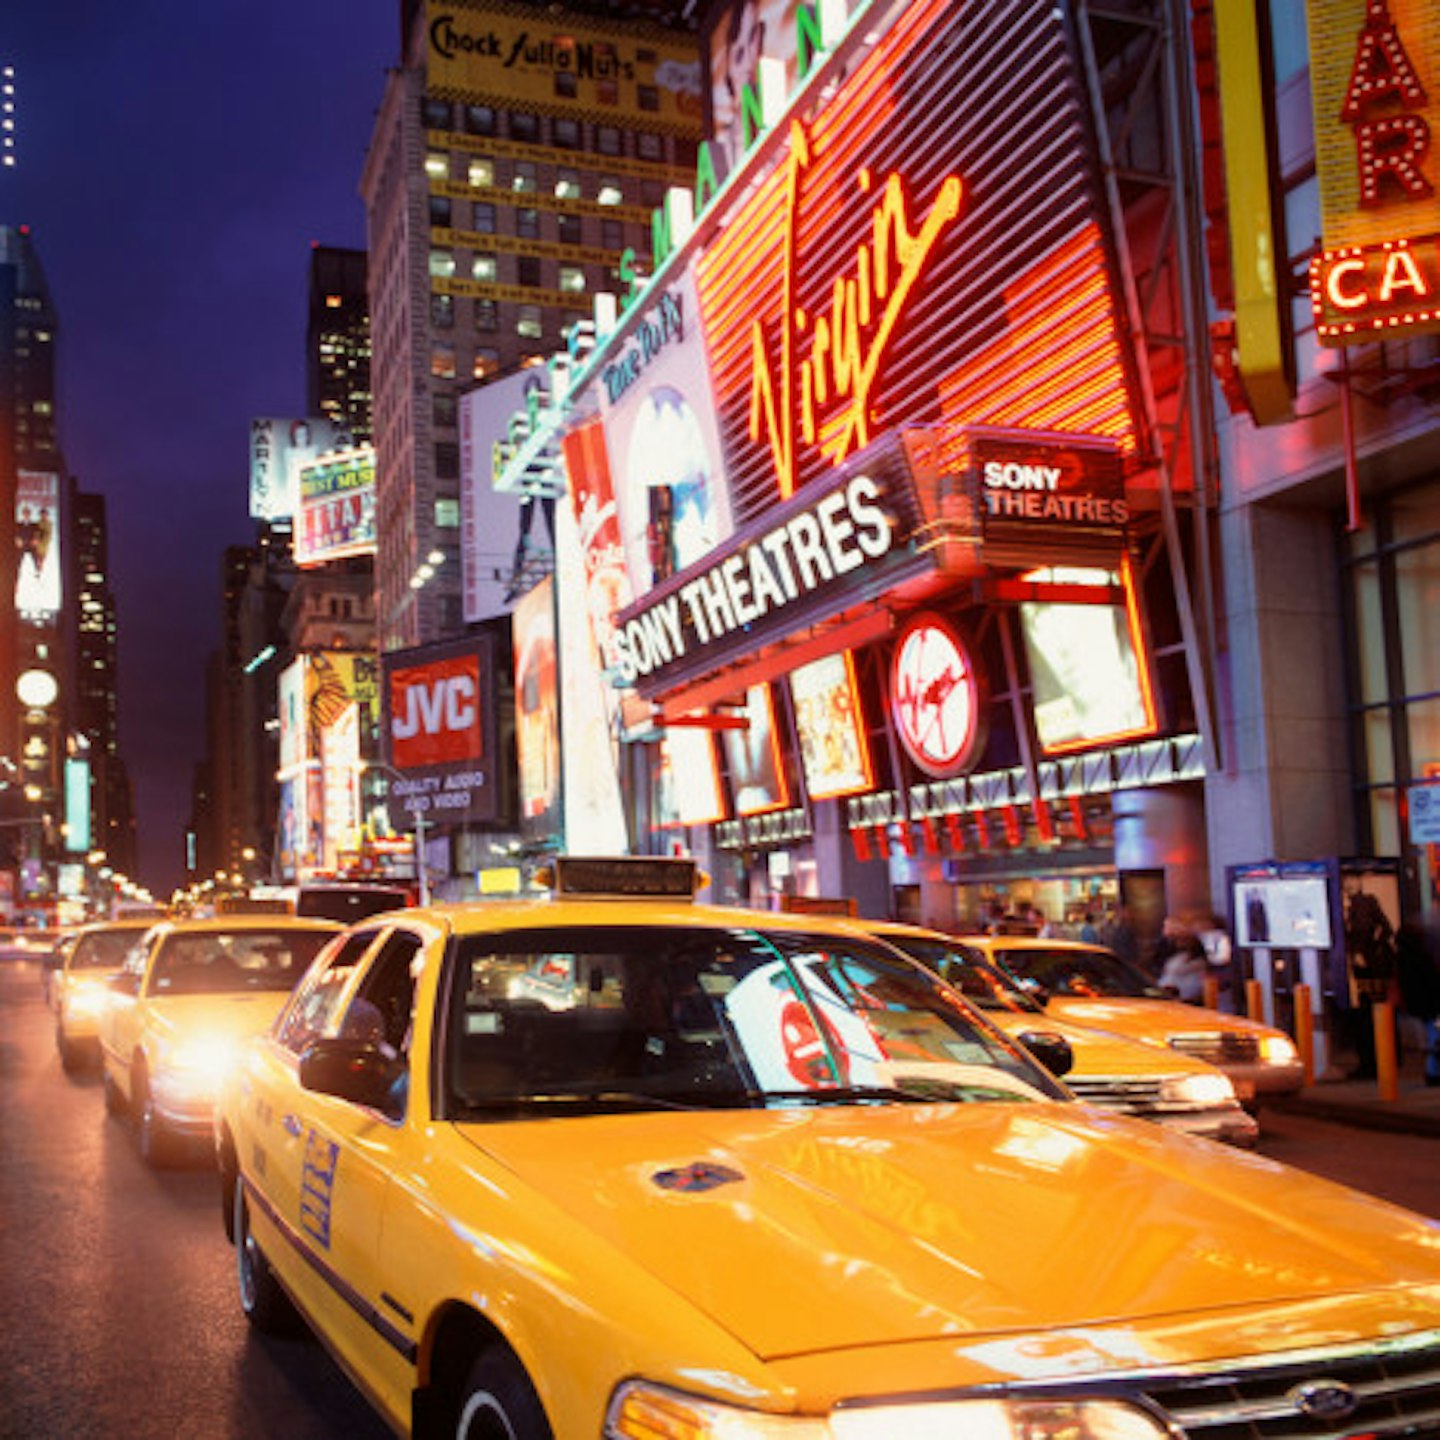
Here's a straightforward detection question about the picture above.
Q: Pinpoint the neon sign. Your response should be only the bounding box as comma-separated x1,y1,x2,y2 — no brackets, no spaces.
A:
1311,232,1440,339
747,121,963,499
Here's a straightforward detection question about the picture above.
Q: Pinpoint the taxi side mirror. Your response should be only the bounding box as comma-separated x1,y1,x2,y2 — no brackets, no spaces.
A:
299,1037,405,1111
1017,1029,1073,1079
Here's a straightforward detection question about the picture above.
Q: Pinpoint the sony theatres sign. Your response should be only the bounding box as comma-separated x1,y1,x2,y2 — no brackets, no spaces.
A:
1308,0,1440,343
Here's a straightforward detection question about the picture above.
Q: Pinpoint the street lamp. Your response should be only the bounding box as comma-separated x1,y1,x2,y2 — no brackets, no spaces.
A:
356,761,431,906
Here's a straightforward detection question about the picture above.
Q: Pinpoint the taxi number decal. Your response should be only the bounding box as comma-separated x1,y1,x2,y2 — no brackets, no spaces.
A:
300,1130,340,1249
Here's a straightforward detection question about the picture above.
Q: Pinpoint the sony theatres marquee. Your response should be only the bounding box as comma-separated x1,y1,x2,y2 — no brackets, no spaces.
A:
541,0,1174,871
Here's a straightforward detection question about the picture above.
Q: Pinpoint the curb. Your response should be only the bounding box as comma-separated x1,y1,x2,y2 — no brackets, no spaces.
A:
1268,1093,1440,1139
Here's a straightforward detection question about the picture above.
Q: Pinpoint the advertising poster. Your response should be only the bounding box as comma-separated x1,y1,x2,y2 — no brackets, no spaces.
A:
425,0,702,135
15,471,61,625
249,416,354,522
1233,873,1333,950
295,448,377,566
513,579,560,838
596,274,731,596
459,370,538,624
321,703,361,872
63,757,91,855
277,659,306,776
1020,565,1157,755
788,651,872,801
277,778,299,878
723,683,790,816
553,497,628,853
562,418,633,680
658,723,726,829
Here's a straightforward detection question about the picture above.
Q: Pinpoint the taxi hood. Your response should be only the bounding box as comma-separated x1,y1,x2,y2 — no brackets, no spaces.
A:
460,1103,1439,1364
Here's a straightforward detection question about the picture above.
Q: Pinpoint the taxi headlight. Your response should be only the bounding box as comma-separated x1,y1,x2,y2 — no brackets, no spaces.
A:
1259,1034,1299,1065
605,1384,1169,1439
160,1036,242,1092
67,978,109,1016
1159,1071,1237,1107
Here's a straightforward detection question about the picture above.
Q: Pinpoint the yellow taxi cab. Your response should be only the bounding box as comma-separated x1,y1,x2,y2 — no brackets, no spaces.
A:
53,917,156,1071
99,914,341,1165
966,932,1305,1104
217,858,1440,1440
860,920,1258,1145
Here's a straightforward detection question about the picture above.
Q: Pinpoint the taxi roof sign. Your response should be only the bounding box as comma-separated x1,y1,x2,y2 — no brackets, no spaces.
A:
544,856,703,899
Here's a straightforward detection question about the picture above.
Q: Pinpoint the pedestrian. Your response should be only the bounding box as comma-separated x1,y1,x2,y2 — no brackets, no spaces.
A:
1079,908,1101,944
1101,904,1142,968
1155,916,1207,1003
1196,911,1234,1005
1395,920,1440,1088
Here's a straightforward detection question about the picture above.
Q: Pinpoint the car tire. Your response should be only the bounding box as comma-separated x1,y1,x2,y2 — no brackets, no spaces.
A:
455,1349,552,1440
133,1066,174,1168
103,1066,127,1118
234,1180,298,1334
57,1024,84,1074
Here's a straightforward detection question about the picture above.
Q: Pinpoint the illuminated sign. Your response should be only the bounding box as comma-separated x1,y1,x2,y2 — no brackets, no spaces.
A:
383,637,499,823
424,0,703,135
613,469,893,686
790,651,873,801
513,579,559,836
295,448,377,566
723,683,790,817
693,0,1134,528
1310,232,1440,340
890,613,982,778
1307,0,1440,344
249,416,355,522
15,471,61,626
968,431,1128,553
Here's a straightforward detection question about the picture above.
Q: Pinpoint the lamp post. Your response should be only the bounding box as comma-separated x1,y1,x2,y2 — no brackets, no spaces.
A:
355,762,430,906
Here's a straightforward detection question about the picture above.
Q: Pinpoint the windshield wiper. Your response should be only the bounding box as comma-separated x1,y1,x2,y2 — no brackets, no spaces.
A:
761,1085,937,1105
457,1091,705,1116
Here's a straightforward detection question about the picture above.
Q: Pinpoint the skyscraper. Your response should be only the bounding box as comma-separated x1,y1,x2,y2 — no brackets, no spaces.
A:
306,244,372,443
361,1,702,652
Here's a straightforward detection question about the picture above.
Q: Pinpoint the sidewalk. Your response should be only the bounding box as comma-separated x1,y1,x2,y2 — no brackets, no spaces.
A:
1268,1048,1440,1138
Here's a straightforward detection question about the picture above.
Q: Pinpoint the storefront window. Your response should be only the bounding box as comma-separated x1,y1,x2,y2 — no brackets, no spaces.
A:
1351,558,1386,705
1396,541,1440,695
1409,699,1440,781
1362,707,1395,785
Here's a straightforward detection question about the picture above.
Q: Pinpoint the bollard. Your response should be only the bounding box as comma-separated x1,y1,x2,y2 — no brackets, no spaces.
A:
1245,978,1265,1024
1202,975,1220,1010
1374,1001,1399,1102
1293,983,1314,1086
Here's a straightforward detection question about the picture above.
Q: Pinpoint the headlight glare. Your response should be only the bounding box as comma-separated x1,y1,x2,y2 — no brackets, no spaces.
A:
1259,1034,1299,1064
1160,1071,1237,1106
605,1385,1168,1440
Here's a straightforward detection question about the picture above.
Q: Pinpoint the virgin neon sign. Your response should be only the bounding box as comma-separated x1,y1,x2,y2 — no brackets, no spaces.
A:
748,120,963,499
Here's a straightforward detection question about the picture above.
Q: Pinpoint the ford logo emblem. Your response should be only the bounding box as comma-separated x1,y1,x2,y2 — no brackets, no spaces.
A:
1287,1380,1359,1421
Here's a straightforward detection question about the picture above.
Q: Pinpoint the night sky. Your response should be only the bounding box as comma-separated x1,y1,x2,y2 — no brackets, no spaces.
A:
4,2,398,894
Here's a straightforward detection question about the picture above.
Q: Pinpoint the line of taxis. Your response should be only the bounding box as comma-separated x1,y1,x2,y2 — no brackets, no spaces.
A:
47,863,1440,1439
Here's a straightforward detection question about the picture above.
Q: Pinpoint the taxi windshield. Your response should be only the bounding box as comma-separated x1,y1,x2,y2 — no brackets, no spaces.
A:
69,928,148,972
442,925,1064,1118
149,929,333,996
878,935,1041,1014
989,945,1167,1000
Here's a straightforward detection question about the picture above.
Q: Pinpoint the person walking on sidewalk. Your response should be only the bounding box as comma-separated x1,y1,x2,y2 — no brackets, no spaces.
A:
1396,919,1440,1088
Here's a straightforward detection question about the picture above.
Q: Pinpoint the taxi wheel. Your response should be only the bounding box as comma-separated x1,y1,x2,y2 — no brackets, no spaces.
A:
103,1067,127,1118
234,1181,297,1334
455,1350,552,1440
57,1024,84,1074
133,1067,174,1168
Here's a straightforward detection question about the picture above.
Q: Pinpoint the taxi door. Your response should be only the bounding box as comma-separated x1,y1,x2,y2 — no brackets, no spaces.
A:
281,926,428,1419
238,927,386,1323
99,935,155,1104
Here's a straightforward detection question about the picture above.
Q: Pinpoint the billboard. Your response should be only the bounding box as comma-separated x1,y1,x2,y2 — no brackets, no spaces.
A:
15,471,61,625
383,636,500,824
722,683,790,817
295,448,377,566
1308,0,1440,343
424,0,703,135
249,416,355,522
513,579,560,838
459,371,538,623
789,651,872,802
597,274,732,595
692,0,1135,526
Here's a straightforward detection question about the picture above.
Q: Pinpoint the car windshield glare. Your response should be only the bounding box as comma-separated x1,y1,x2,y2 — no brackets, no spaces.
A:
995,946,1164,999
150,929,333,995
443,925,1063,1118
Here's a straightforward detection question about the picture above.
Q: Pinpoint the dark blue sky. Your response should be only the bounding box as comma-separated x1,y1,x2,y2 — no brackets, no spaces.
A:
4,2,397,892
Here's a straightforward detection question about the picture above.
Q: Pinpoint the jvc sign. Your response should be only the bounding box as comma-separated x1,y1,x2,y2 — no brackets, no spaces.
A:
383,638,500,823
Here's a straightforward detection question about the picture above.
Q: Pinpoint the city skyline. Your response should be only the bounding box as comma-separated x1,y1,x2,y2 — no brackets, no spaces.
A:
3,2,395,892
